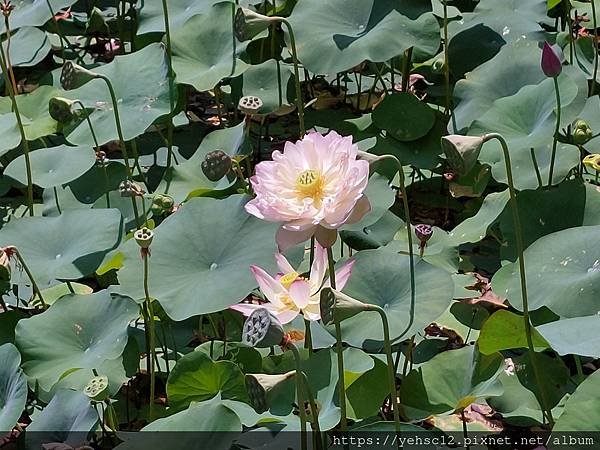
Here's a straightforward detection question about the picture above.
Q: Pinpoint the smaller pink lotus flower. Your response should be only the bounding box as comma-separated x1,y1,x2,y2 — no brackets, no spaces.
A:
231,244,354,324
245,131,371,251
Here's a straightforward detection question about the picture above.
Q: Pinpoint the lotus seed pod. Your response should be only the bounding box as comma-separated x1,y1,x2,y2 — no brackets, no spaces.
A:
242,307,285,348
83,375,109,401
572,119,593,145
48,97,78,123
60,61,98,91
441,135,485,176
0,248,10,282
238,96,263,115
151,194,175,216
583,154,600,171
234,7,279,42
95,150,107,165
319,287,368,325
245,371,295,413
134,227,154,248
415,224,433,244
119,180,144,197
201,150,233,182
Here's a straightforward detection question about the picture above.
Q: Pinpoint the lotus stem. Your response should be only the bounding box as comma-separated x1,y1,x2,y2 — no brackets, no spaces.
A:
547,76,561,186
298,370,323,450
592,0,599,95
483,133,555,427
7,246,46,308
160,0,176,170
280,19,305,136
0,37,34,216
443,0,451,117
44,0,66,61
530,148,543,189
287,343,308,450
142,251,156,422
326,246,347,431
366,304,401,433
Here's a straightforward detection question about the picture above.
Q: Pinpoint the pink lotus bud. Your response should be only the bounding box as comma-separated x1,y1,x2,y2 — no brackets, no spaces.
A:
541,42,562,78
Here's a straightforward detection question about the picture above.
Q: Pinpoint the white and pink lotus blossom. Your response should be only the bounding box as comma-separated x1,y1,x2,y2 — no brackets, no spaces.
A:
231,244,354,324
245,131,371,251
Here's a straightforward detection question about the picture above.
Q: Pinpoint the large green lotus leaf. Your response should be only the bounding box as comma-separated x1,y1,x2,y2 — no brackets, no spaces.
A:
402,345,504,417
341,173,395,232
341,210,403,251
346,356,389,420
498,181,589,260
537,315,600,357
15,291,138,391
170,3,249,92
0,209,122,287
241,59,292,114
447,24,505,80
0,113,20,157
0,0,78,33
453,40,549,132
166,350,247,411
136,0,223,35
514,351,569,410
372,93,436,142
492,225,600,318
116,195,296,321
0,343,27,432
5,145,95,188
287,0,440,74
448,0,545,45
4,27,50,68
471,76,581,190
336,248,454,347
64,43,172,147
478,310,548,355
158,122,245,200
0,85,60,142
25,389,97,449
551,370,600,435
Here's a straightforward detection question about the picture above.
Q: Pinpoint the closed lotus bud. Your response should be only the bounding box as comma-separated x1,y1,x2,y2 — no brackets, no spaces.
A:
201,150,232,182
242,307,285,348
541,42,562,78
151,194,175,216
583,154,600,171
572,119,593,145
134,227,154,248
49,97,78,123
238,96,263,115
119,180,144,197
441,135,485,176
83,375,109,401
245,371,296,413
0,248,10,282
319,287,368,326
234,7,279,42
60,61,98,91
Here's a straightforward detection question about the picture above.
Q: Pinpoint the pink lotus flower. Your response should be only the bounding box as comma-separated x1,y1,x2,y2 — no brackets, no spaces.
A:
231,244,354,324
245,131,371,251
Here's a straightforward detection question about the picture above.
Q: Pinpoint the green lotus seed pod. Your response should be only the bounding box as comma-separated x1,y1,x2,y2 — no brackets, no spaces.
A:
572,119,593,145
245,371,296,413
242,308,285,348
201,150,233,182
60,61,98,91
319,287,368,325
238,96,263,115
48,97,78,123
83,375,109,401
134,227,154,249
151,194,175,216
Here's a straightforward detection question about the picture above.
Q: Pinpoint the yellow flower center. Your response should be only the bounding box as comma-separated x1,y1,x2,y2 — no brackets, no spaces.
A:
280,295,296,309
296,169,323,199
280,271,299,289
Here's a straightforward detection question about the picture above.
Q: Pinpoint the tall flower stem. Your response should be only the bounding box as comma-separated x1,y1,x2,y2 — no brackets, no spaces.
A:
366,304,400,433
44,0,67,60
95,74,141,226
142,251,156,422
326,246,347,431
483,133,554,427
442,0,451,118
7,246,46,308
299,371,323,450
0,38,34,216
547,76,561,186
74,100,110,208
281,19,305,136
287,343,308,450
592,0,599,95
160,0,175,170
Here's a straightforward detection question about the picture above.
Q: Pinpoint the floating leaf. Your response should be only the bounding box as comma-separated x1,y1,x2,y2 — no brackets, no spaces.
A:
537,315,600,357
372,93,436,142
478,310,548,355
0,343,27,432
15,291,138,391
